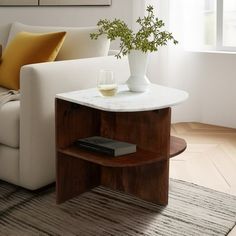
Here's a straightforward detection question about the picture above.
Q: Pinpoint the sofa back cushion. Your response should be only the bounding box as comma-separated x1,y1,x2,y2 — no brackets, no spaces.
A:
7,22,110,60
0,31,66,90
0,24,11,49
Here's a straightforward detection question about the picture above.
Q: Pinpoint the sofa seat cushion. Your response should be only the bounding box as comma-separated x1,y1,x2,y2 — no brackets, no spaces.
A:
0,88,19,148
0,144,19,185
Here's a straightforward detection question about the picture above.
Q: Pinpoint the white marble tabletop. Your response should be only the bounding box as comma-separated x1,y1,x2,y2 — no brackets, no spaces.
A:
56,84,188,112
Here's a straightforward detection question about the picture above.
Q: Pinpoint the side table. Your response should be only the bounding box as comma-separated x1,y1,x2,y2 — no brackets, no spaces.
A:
55,84,188,205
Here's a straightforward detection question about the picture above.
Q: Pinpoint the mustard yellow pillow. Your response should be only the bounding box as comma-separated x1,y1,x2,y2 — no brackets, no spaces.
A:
0,31,66,90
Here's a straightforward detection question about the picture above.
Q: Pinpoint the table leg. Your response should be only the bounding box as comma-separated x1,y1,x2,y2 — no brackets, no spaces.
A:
101,160,169,205
56,153,100,204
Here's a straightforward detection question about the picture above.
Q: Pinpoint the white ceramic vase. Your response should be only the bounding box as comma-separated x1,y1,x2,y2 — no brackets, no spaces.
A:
126,50,151,92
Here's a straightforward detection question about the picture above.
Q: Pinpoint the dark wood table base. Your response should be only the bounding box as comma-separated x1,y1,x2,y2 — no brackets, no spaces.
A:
56,99,186,205
57,153,170,205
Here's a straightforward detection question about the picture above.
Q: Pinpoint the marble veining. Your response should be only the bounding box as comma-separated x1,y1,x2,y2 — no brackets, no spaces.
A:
56,84,188,112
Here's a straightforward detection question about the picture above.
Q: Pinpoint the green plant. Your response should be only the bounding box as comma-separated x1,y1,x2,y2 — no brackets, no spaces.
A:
90,5,178,58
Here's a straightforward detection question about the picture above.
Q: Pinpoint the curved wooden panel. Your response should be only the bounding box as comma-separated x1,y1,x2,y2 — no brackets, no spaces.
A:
170,136,187,158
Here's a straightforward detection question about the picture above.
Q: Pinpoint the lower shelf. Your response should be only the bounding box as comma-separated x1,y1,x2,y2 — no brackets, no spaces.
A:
170,136,187,158
58,136,186,168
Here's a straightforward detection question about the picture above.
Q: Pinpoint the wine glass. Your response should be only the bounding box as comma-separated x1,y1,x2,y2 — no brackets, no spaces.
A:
97,69,117,97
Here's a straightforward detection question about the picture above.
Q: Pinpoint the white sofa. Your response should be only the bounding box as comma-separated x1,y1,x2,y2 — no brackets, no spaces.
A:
0,22,129,190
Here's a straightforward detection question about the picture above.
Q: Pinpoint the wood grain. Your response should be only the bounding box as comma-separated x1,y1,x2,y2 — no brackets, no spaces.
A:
56,99,100,149
56,98,185,205
0,0,38,5
57,136,186,167
39,0,111,6
170,122,236,192
56,152,100,204
170,136,187,158
170,122,236,236
101,161,169,205
100,109,170,153
59,146,165,167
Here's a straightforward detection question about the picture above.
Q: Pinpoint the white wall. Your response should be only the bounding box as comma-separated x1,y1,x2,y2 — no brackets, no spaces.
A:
0,0,152,51
147,0,236,128
166,49,236,128
1,0,235,128
0,0,142,51
0,0,133,27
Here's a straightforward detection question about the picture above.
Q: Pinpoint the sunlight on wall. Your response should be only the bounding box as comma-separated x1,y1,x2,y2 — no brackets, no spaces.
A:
169,0,216,50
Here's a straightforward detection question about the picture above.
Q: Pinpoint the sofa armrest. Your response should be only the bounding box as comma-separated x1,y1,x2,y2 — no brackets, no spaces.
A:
19,55,129,189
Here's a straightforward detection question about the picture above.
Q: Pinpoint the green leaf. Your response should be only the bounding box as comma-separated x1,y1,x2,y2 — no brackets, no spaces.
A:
90,5,178,58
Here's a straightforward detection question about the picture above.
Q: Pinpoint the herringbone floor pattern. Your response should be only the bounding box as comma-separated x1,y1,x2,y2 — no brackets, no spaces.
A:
170,122,236,236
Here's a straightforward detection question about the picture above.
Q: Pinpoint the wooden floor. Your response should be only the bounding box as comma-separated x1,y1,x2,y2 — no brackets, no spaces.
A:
170,122,236,236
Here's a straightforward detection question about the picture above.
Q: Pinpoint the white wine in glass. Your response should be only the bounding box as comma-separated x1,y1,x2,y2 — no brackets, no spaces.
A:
98,84,118,97
98,70,117,97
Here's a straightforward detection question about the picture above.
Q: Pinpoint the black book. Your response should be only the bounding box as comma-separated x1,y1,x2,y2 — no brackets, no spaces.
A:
75,136,136,157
